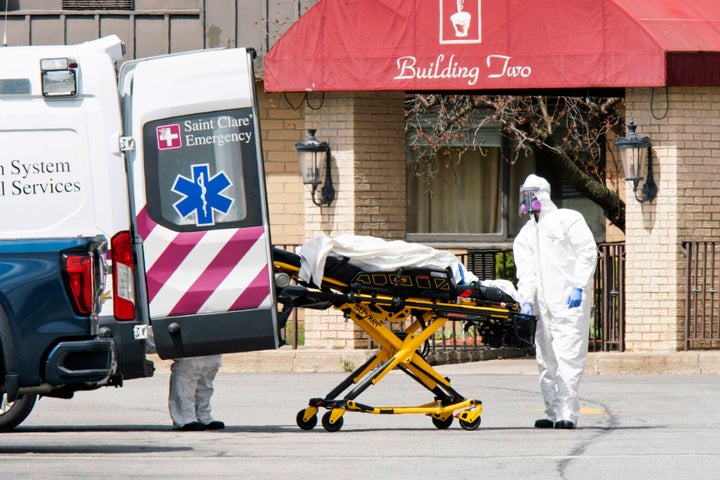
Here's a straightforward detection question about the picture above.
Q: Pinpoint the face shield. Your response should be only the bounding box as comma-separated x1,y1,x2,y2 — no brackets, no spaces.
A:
519,186,542,216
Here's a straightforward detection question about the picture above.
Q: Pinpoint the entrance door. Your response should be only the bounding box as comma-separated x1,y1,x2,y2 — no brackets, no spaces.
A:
118,48,278,359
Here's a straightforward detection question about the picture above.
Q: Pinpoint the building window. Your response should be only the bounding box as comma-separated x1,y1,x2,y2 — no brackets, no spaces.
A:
406,145,535,244
405,109,535,244
62,0,133,9
405,104,607,245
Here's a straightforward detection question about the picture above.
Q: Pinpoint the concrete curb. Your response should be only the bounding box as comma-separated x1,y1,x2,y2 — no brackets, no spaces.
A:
148,348,376,375
148,346,528,375
147,349,720,375
586,351,720,375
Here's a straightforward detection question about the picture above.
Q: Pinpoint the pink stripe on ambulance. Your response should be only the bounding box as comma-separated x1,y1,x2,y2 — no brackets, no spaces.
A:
168,227,267,316
136,207,207,303
230,265,272,310
189,234,273,313
135,206,158,238
146,232,207,303
135,206,271,317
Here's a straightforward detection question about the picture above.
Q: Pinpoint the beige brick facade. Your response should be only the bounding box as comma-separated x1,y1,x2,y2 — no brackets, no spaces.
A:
624,87,720,351
264,86,720,352
261,90,406,349
258,89,307,246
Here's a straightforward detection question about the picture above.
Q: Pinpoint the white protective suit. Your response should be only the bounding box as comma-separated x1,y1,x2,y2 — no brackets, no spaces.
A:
169,354,222,429
512,174,597,425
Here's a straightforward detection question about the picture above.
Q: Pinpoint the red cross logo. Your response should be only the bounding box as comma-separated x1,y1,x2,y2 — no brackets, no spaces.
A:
156,124,182,150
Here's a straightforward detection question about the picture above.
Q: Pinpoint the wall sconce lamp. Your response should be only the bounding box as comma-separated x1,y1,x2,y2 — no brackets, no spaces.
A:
295,129,335,207
615,119,657,203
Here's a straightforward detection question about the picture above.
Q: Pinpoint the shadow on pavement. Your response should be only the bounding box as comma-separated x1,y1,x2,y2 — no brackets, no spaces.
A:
0,444,192,454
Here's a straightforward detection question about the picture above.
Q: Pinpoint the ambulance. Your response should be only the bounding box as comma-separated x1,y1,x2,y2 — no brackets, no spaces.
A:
0,35,281,430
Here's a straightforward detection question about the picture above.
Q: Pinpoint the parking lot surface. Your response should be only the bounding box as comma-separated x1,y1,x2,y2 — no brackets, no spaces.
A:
3,362,720,479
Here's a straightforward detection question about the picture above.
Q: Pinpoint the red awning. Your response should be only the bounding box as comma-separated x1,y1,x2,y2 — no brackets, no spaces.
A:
264,0,720,92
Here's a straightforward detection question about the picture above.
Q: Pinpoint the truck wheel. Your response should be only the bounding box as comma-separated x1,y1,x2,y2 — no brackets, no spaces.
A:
0,393,37,432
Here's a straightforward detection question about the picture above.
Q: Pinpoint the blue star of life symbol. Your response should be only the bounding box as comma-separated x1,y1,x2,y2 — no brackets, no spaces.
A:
172,164,233,227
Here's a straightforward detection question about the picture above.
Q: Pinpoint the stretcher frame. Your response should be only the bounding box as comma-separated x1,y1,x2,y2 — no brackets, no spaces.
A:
273,247,535,432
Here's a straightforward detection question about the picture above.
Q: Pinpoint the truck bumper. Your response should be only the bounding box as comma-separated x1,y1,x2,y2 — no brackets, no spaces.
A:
98,316,154,381
45,338,115,385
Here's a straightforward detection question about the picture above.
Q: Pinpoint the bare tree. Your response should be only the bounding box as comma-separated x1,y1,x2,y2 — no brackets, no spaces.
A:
406,94,627,232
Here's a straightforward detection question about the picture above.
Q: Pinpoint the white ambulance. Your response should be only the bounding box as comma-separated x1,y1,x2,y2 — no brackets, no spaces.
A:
114,38,279,359
0,34,280,421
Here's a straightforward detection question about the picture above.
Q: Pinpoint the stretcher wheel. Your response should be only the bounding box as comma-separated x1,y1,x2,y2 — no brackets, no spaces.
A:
321,411,344,432
431,415,453,430
459,416,481,431
296,409,318,430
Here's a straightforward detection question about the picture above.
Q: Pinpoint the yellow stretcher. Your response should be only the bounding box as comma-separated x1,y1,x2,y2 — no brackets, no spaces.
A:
272,247,536,432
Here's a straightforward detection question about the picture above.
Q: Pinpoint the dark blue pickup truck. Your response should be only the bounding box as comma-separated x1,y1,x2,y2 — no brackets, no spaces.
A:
0,237,115,430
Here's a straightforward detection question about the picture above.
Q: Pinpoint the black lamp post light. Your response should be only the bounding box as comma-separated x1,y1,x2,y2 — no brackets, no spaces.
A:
615,118,657,203
295,129,335,207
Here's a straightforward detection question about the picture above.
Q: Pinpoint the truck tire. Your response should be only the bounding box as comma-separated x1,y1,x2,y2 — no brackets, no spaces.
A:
0,393,36,432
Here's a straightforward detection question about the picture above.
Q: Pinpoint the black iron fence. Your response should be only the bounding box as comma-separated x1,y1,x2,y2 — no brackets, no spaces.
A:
591,243,625,352
682,241,720,350
461,244,626,353
276,242,627,353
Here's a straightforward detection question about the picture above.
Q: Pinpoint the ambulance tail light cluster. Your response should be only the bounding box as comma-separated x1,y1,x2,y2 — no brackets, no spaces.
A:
40,57,78,97
62,253,96,316
111,231,136,321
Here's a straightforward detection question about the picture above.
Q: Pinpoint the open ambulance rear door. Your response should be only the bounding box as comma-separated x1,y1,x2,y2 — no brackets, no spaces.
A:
117,48,278,359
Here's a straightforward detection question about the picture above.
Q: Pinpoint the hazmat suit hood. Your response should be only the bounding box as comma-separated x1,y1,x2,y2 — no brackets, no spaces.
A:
520,174,557,220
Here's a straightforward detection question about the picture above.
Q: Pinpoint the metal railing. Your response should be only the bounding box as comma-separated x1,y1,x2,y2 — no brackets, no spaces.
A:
591,242,625,352
682,241,720,350
274,244,303,349
423,249,519,356
275,242,627,353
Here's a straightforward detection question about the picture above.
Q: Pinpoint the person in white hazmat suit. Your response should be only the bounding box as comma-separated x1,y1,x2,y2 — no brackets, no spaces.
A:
169,354,225,431
512,174,597,430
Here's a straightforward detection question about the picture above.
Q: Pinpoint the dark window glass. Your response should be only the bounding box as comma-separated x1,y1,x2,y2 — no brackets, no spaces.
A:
143,108,263,232
62,1,133,10
0,79,31,95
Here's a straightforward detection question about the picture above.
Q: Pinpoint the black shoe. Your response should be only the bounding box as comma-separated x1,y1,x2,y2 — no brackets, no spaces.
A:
173,421,206,431
204,420,225,430
554,420,576,429
534,419,555,429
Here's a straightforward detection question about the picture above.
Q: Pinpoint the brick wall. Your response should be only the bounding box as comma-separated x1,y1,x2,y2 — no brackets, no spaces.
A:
624,87,720,351
296,91,407,349
258,88,306,245
352,92,407,239
264,86,720,352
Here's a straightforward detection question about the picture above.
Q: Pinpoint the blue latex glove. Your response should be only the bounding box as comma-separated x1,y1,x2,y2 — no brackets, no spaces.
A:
521,302,533,315
566,287,583,308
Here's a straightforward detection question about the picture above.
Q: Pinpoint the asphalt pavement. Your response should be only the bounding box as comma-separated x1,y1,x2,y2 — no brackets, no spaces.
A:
149,347,720,375
4,355,720,480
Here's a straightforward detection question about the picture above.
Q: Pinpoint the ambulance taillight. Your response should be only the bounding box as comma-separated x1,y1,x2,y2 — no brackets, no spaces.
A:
111,231,136,321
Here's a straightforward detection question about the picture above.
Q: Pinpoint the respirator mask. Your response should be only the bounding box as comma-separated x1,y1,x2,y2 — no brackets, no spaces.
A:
519,187,542,215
